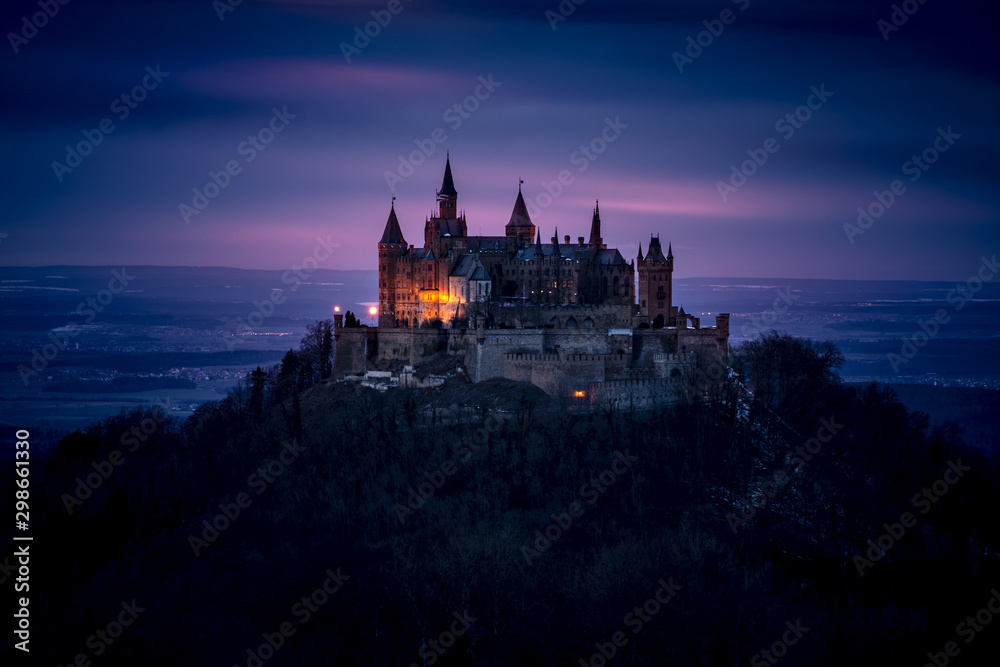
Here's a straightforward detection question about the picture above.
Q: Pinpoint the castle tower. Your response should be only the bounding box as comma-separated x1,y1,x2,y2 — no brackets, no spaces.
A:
425,155,467,249
505,182,536,244
378,201,407,328
637,235,673,327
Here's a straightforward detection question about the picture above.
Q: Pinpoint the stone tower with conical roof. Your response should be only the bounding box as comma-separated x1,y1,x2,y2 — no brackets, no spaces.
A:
378,201,408,327
505,182,536,243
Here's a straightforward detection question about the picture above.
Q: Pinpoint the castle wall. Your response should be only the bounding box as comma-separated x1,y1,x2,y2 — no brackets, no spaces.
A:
589,378,685,410
504,352,606,396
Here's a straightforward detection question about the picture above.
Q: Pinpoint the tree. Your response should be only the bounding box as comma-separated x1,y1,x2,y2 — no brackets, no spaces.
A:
299,319,334,387
248,366,267,418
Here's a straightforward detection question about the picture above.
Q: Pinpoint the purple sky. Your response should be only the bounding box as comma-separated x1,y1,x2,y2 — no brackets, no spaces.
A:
1,0,997,280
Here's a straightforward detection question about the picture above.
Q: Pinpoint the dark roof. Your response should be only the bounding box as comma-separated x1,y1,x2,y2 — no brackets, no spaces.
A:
506,188,534,228
379,204,405,244
512,243,577,262
645,235,667,262
439,156,457,196
449,254,476,277
466,236,507,251
435,217,464,236
594,248,627,266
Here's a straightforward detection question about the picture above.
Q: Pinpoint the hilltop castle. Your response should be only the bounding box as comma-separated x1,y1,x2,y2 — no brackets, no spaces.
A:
334,157,729,405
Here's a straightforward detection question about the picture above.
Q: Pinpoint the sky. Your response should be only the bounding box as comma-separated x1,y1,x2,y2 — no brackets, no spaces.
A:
1,0,997,280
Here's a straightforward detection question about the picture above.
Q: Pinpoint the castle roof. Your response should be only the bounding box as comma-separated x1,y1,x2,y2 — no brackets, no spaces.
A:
439,155,457,197
512,242,575,262
506,187,534,229
645,235,667,262
469,264,490,281
450,254,491,282
379,204,405,244
466,236,507,251
433,216,464,236
594,248,628,266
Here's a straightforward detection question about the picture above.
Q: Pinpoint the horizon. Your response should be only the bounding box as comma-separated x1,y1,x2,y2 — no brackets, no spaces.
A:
3,263,996,286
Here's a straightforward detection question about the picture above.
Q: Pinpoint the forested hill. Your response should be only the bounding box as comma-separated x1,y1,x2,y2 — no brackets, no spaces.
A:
14,332,1000,665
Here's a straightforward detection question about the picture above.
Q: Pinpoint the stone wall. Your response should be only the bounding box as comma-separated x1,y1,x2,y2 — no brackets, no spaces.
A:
333,319,729,409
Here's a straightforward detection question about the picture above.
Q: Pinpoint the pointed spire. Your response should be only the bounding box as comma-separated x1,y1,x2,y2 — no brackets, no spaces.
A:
589,199,603,246
506,187,534,228
379,200,405,244
553,227,560,255
535,229,542,254
667,242,673,260
637,242,644,261
439,154,457,197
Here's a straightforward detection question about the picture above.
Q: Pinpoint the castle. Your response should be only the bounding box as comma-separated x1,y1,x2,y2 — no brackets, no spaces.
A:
333,157,729,406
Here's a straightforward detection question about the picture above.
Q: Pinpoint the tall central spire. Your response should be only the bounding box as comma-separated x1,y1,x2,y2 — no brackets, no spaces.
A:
589,199,604,248
437,153,458,219
439,153,457,197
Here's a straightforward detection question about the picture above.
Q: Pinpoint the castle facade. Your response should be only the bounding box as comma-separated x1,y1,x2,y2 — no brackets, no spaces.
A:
334,157,729,405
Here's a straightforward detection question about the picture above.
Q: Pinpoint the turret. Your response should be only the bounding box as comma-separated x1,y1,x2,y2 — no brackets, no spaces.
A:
505,181,536,243
636,234,673,326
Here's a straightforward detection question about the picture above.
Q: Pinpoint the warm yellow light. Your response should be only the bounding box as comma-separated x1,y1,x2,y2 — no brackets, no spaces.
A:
574,391,585,397
369,306,378,316
334,306,341,313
